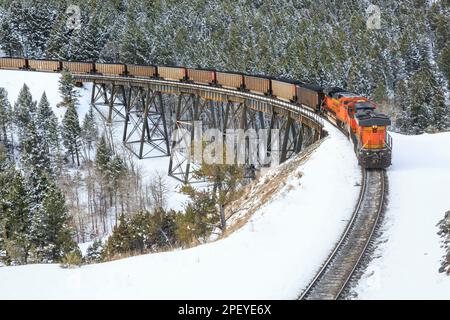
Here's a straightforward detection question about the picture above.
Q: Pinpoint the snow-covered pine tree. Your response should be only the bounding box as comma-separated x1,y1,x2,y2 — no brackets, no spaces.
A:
26,1,55,58
36,92,60,159
394,79,412,133
21,119,51,175
38,181,78,262
119,8,150,64
13,84,37,143
0,17,22,56
95,134,113,175
45,10,72,60
62,104,82,166
1,170,32,265
58,69,79,108
81,106,98,159
0,88,12,144
0,145,13,262
408,60,436,134
85,239,104,263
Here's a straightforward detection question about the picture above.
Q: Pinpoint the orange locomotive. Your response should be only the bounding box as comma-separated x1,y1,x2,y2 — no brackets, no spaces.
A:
322,87,392,168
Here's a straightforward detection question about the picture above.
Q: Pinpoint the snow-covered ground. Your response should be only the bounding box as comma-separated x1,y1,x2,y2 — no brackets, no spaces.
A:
0,119,362,299
354,132,450,299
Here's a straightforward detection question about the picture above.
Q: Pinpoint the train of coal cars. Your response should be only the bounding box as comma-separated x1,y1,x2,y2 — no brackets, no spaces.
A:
0,57,392,168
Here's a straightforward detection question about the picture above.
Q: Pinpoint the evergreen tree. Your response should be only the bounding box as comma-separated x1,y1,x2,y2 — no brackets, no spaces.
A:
13,84,36,142
0,17,22,56
45,12,72,60
95,134,113,175
433,85,450,132
0,88,12,144
21,119,51,175
119,9,149,64
37,182,78,262
408,61,437,133
58,70,79,108
36,92,60,157
81,106,98,155
1,171,32,265
85,239,104,263
0,145,14,261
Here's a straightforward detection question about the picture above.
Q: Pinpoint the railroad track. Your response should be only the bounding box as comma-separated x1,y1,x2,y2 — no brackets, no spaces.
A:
299,168,386,300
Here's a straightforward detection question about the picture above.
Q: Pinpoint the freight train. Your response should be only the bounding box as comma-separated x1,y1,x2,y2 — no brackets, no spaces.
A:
0,57,392,168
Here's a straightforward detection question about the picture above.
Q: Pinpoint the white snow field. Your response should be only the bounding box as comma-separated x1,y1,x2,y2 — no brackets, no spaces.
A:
0,69,362,299
354,132,450,299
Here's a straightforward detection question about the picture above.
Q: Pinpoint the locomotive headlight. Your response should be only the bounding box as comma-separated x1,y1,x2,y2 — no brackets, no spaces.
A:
372,125,378,133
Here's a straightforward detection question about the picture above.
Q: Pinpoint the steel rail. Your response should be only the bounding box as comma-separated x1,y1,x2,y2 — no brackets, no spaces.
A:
299,169,385,300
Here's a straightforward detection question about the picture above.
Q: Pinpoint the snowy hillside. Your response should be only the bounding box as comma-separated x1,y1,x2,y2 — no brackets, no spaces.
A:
0,121,362,299
354,132,450,299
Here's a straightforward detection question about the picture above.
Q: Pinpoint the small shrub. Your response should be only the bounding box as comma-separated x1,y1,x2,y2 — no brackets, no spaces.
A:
60,250,82,268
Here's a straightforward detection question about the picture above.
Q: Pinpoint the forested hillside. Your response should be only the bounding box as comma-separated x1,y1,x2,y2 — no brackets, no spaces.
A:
0,0,448,134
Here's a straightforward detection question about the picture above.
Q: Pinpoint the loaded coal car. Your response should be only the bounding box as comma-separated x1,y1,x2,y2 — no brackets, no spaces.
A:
187,68,216,85
157,66,187,81
244,75,271,95
0,57,26,70
95,63,126,76
296,83,324,112
216,71,244,90
62,61,94,73
28,59,60,72
271,79,296,102
126,64,156,78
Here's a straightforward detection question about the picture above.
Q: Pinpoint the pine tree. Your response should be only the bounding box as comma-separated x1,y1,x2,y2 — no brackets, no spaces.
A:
1,171,32,265
408,61,436,133
81,106,98,156
13,84,36,142
0,88,12,144
119,9,149,64
62,104,82,166
0,145,14,262
58,70,79,108
433,85,450,132
95,134,113,175
103,214,132,258
45,12,72,60
36,92,60,157
0,17,22,56
85,239,104,263
37,182,78,262
394,79,412,133
21,119,51,175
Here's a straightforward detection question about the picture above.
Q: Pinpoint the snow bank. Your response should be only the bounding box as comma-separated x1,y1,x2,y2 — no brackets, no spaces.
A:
354,132,450,299
0,122,361,299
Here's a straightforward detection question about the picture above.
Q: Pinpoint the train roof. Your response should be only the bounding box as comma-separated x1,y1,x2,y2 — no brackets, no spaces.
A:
298,82,324,92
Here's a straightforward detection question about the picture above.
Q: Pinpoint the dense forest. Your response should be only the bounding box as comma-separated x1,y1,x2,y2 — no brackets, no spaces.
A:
0,0,448,133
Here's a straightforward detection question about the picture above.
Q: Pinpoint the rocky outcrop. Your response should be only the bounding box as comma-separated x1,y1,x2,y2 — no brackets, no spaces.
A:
437,211,450,274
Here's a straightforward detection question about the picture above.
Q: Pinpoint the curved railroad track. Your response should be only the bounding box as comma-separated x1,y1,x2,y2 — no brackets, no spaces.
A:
299,168,386,300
